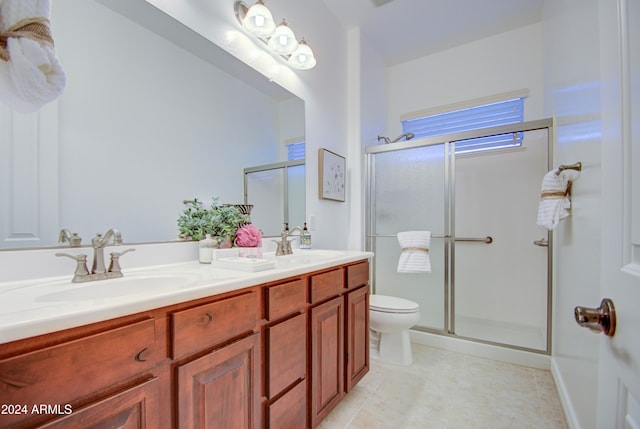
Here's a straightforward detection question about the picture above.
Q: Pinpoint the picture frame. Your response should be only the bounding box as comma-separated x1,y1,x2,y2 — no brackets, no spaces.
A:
319,148,345,202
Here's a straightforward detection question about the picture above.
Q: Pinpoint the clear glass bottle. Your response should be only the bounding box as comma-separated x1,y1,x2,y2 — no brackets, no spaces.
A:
199,234,218,263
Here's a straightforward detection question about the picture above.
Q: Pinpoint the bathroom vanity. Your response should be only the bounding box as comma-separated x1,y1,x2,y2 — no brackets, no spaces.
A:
0,250,371,429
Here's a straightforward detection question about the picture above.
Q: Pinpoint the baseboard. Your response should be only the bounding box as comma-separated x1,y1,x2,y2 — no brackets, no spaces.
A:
409,329,550,369
550,357,581,429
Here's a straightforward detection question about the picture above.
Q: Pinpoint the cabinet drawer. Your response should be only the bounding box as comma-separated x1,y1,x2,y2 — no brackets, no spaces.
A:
265,279,306,321
172,291,258,358
266,313,306,398
347,260,369,289
0,319,156,424
310,268,344,304
268,380,306,429
39,377,159,429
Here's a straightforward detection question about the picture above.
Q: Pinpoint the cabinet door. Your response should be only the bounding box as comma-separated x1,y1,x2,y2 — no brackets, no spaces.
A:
345,286,369,392
177,333,260,429
39,378,159,429
309,296,344,428
267,313,306,398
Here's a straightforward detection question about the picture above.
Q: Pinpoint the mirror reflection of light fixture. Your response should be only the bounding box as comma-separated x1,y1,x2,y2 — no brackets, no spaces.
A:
234,1,316,70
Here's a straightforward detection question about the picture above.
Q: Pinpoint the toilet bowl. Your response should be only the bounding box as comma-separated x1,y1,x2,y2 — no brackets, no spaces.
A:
369,294,420,366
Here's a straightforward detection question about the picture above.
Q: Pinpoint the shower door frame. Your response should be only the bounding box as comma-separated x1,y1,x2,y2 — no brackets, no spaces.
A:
365,118,554,355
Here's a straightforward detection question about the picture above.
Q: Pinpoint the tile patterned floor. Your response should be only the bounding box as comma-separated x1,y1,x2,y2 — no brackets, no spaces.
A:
318,343,568,429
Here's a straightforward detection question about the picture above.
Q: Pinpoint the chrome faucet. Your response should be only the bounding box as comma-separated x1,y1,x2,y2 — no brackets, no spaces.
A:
56,228,135,283
58,228,82,247
273,223,302,256
91,229,123,275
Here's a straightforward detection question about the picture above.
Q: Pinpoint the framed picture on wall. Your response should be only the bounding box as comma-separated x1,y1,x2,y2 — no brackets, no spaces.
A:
319,148,345,202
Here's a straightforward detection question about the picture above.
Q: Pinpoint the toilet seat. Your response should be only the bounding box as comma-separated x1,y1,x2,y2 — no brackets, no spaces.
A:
370,294,419,314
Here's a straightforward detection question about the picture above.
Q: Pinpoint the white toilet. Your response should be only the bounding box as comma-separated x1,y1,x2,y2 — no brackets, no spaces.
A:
369,294,420,366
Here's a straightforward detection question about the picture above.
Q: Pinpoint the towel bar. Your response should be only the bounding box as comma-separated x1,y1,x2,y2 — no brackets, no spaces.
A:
455,236,493,244
369,234,493,244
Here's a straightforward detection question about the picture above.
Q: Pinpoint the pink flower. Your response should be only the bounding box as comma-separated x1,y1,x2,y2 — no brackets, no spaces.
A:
235,224,262,247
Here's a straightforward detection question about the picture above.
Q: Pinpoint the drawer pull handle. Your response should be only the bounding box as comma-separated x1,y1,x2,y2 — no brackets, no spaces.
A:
197,313,213,325
135,347,151,362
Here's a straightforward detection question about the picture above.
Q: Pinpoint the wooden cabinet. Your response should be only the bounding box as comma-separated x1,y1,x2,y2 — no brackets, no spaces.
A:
263,279,307,428
0,319,157,428
172,290,261,429
309,262,370,427
171,291,258,359
310,295,345,427
39,378,159,429
267,380,306,429
177,333,261,429
0,259,370,429
345,285,369,392
266,313,306,398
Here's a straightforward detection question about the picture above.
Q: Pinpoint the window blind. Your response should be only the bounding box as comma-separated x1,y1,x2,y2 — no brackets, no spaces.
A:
287,141,305,160
402,98,525,154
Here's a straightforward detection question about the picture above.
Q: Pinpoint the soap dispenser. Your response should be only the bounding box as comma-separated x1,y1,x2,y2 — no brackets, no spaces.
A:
300,222,312,249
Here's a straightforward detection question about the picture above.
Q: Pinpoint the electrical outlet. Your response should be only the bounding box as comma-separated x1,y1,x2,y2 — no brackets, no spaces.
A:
308,215,316,231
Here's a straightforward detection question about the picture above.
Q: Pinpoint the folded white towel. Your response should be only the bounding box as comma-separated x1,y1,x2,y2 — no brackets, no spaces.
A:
536,168,580,230
0,0,66,113
397,231,431,273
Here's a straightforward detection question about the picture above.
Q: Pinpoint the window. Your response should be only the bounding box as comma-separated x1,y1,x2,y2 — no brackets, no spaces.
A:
402,98,525,154
287,141,305,160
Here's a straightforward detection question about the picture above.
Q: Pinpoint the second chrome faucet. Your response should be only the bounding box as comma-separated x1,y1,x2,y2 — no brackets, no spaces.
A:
273,223,302,256
56,228,135,283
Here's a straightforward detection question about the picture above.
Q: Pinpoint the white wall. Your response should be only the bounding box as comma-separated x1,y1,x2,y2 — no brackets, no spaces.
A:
387,24,544,138
346,29,387,249
542,1,602,428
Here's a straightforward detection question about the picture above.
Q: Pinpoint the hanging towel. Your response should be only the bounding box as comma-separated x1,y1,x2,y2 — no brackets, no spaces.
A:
536,168,580,230
0,0,66,113
397,231,431,273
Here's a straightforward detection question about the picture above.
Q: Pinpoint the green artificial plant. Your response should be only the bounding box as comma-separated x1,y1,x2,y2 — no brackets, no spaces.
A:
177,197,249,243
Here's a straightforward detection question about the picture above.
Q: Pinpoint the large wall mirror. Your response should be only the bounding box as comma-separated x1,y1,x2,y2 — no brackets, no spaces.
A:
0,0,305,250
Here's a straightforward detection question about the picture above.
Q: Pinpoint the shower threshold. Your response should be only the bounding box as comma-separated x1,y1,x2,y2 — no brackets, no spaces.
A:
409,328,550,369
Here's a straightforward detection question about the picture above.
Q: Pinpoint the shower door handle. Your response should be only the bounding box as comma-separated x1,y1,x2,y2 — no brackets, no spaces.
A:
533,238,548,247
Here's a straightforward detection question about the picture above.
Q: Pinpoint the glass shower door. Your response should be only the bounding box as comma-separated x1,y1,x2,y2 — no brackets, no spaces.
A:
452,129,550,351
370,143,448,332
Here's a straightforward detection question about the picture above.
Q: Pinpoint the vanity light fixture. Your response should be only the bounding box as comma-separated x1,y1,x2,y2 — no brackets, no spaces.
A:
234,1,317,70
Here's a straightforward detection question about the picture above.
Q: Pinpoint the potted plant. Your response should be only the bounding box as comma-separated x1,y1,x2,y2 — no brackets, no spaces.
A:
207,201,249,248
177,198,210,241
177,198,249,246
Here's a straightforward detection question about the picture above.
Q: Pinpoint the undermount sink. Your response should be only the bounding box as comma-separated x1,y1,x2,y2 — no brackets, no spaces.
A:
35,271,204,302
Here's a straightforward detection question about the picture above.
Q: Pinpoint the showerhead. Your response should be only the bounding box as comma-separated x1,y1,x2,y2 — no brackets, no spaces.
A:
390,132,415,143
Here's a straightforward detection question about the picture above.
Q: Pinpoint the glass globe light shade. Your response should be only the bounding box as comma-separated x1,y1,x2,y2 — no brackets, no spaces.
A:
268,20,298,55
243,0,276,38
288,38,316,70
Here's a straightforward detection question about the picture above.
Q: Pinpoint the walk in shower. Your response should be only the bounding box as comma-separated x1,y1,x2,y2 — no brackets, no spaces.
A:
365,119,553,354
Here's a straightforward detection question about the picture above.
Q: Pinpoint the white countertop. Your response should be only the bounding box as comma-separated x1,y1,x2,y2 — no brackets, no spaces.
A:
0,250,373,345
